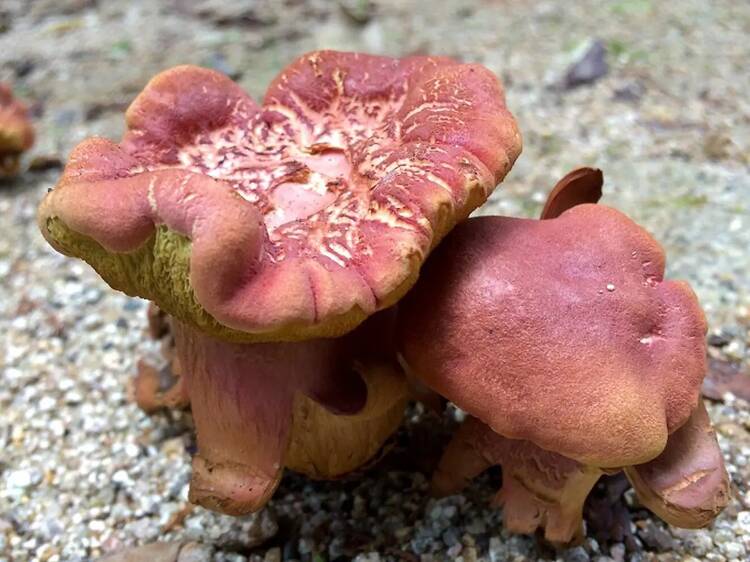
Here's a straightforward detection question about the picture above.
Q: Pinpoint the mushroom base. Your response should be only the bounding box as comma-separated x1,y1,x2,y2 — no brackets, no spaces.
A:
171,319,407,515
433,407,730,544
432,416,602,544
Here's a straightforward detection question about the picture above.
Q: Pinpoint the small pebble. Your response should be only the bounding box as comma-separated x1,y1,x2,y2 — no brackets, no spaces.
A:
610,543,626,562
6,468,43,489
565,546,591,562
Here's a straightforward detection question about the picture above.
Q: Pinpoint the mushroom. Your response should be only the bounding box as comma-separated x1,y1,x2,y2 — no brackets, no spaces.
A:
0,83,34,177
38,51,522,514
398,168,728,541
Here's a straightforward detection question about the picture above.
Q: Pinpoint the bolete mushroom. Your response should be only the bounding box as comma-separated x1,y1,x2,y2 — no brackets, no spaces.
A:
38,51,521,514
398,169,728,542
0,83,34,176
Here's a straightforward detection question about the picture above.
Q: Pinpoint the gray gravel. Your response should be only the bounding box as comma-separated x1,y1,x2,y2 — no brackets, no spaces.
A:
2,1,749,561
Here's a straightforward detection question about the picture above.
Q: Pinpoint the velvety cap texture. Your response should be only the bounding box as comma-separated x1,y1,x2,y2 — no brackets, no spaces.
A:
399,205,708,467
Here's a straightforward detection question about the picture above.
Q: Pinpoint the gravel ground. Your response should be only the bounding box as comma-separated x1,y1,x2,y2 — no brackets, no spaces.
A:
1,1,749,561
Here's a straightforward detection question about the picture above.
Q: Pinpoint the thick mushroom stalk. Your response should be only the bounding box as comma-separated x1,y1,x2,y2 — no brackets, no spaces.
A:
625,401,730,528
173,319,407,514
398,168,728,538
175,321,350,513
0,83,34,176
432,416,602,544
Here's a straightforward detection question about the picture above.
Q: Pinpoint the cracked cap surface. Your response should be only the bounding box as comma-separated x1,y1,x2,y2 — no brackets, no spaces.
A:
38,50,521,341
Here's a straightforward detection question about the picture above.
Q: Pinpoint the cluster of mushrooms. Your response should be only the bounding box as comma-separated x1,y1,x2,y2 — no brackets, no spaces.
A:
36,50,729,542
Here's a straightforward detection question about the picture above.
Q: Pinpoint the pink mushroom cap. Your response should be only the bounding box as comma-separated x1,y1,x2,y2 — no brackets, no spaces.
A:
399,202,708,468
38,51,521,342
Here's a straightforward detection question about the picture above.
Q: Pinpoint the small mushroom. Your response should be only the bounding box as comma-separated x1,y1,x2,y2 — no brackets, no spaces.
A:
38,51,522,514
0,83,34,177
398,169,728,541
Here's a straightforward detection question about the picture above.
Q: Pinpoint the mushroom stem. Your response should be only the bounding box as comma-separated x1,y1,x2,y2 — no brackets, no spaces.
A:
433,417,602,544
431,417,493,497
172,319,402,515
624,400,730,528
133,359,189,414
174,320,349,513
133,304,189,413
286,360,408,478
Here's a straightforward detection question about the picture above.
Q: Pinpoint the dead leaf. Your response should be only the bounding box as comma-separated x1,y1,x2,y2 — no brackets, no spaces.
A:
702,357,750,402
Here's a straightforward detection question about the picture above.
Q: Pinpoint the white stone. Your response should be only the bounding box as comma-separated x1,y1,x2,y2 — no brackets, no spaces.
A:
6,467,42,489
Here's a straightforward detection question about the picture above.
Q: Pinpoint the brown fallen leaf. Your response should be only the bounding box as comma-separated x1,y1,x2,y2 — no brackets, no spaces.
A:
540,167,603,220
702,357,750,402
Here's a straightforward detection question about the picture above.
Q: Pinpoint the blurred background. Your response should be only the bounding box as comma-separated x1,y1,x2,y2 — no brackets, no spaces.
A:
1,1,748,561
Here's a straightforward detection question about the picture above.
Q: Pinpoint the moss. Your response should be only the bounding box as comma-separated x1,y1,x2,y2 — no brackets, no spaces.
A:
673,194,709,208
